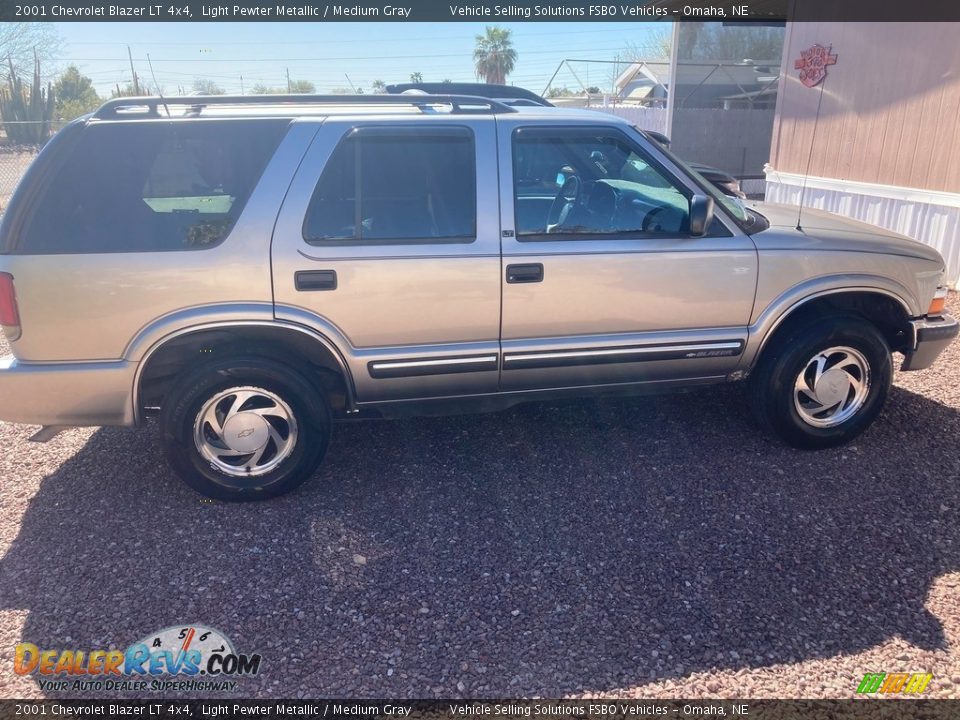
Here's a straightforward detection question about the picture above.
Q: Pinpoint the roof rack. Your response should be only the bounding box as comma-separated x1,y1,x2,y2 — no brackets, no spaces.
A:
386,82,554,107
92,93,517,119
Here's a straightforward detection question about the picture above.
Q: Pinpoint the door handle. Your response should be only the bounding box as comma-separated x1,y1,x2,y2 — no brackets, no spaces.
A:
295,270,337,291
506,263,544,284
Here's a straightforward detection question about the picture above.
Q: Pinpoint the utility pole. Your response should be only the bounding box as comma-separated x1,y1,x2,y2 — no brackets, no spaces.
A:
240,75,245,95
286,67,291,93
127,46,140,95
665,20,680,140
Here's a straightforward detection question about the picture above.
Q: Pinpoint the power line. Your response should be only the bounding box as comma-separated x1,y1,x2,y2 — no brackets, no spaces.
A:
64,45,668,63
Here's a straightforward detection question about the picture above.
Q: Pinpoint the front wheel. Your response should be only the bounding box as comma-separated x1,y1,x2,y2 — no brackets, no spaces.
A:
749,316,892,449
159,357,331,501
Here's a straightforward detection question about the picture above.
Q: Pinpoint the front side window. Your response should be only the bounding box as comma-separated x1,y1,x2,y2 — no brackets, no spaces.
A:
512,129,694,239
303,128,476,244
20,119,288,254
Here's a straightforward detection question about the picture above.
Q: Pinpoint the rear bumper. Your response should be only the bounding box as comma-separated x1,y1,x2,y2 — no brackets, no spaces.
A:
901,314,959,371
0,356,136,427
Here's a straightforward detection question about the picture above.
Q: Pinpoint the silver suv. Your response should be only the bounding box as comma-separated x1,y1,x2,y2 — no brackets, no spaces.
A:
0,94,956,500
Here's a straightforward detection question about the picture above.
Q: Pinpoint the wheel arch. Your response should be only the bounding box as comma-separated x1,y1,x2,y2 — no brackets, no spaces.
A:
743,281,915,373
133,321,356,424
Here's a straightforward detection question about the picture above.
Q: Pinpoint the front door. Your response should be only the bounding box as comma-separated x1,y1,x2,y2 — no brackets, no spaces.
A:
272,117,501,403
496,121,758,392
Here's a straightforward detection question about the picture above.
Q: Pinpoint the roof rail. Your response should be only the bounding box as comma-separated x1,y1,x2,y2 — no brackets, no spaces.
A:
92,93,517,119
386,83,554,107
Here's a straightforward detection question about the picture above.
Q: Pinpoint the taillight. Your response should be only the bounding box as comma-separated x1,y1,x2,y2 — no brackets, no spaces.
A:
0,272,21,341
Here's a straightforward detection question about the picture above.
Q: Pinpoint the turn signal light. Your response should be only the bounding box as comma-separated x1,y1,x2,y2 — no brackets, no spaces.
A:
928,287,948,317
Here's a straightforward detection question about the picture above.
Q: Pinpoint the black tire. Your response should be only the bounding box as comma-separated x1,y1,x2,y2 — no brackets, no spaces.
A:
749,315,892,449
159,356,331,501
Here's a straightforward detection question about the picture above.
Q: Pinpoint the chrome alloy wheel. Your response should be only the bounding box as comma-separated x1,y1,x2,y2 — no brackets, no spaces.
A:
193,386,298,478
793,346,871,428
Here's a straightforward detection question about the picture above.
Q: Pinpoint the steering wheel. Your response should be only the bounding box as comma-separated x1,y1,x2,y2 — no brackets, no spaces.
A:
641,204,686,234
546,175,581,233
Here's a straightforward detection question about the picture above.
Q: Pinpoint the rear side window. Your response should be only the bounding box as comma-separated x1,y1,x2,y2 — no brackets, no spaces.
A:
16,119,287,254
303,127,476,244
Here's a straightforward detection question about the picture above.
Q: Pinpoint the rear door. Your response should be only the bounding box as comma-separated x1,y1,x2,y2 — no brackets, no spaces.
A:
271,116,501,404
497,120,758,392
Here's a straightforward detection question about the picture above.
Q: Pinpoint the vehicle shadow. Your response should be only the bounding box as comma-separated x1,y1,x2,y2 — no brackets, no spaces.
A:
1,383,958,698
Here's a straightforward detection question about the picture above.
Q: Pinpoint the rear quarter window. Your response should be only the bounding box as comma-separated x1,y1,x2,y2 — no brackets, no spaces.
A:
11,119,288,254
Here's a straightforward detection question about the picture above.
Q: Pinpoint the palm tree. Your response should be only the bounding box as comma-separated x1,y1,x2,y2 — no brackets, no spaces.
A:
409,72,423,83
371,79,386,93
473,26,517,85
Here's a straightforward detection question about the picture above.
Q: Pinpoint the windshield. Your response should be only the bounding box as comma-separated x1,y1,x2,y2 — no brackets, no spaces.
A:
634,127,761,231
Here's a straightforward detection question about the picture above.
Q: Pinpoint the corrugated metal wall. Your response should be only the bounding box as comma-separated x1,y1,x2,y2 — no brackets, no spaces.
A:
770,22,960,193
768,21,960,286
765,174,960,286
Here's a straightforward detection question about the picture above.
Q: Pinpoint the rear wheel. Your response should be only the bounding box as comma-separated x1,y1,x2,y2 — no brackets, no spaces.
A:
749,316,892,449
160,357,331,501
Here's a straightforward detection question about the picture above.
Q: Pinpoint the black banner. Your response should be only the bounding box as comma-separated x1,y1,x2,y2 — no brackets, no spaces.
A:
2,700,960,720
2,0,960,23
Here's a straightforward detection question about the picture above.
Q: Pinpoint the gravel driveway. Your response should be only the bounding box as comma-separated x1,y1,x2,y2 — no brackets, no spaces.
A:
1,297,959,700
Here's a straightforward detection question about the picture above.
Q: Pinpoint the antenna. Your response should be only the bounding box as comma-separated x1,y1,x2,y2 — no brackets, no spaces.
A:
146,53,170,117
796,65,828,231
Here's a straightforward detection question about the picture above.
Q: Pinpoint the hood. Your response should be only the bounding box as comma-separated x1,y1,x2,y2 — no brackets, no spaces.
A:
750,201,945,267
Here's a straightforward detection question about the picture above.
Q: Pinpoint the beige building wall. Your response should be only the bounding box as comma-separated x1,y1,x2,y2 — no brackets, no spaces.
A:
770,22,960,193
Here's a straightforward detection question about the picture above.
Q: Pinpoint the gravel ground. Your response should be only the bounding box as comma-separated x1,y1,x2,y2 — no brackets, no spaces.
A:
1,296,959,700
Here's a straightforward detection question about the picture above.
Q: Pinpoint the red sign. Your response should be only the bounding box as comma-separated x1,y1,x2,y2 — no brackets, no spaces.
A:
794,44,838,88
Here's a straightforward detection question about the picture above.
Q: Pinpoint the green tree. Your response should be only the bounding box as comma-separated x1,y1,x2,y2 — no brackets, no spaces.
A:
288,79,315,94
371,79,386,93
473,26,517,85
409,72,423,83
192,78,224,95
251,80,314,94
54,65,100,120
111,82,140,98
0,23,60,81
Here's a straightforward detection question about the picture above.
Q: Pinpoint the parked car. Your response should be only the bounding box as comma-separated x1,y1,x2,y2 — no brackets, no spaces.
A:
639,130,746,199
0,94,955,500
392,85,747,199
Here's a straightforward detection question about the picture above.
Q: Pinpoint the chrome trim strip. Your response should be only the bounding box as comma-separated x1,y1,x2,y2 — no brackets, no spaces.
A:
371,355,499,371
505,342,743,363
367,354,499,379
298,249,501,262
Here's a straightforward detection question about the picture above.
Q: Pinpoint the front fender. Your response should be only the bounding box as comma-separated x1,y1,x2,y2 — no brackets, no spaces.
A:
741,274,917,371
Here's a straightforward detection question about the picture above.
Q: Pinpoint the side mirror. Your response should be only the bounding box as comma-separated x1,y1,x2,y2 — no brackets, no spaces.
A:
646,130,671,148
689,195,714,237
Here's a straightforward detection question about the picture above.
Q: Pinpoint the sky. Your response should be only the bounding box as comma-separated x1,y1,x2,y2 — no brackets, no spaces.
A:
51,21,666,97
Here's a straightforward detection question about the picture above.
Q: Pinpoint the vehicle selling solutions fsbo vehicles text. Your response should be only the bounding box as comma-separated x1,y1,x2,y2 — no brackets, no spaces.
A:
449,5,670,18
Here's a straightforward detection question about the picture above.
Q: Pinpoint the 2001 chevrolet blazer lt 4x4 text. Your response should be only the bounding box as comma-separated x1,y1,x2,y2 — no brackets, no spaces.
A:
0,94,956,500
